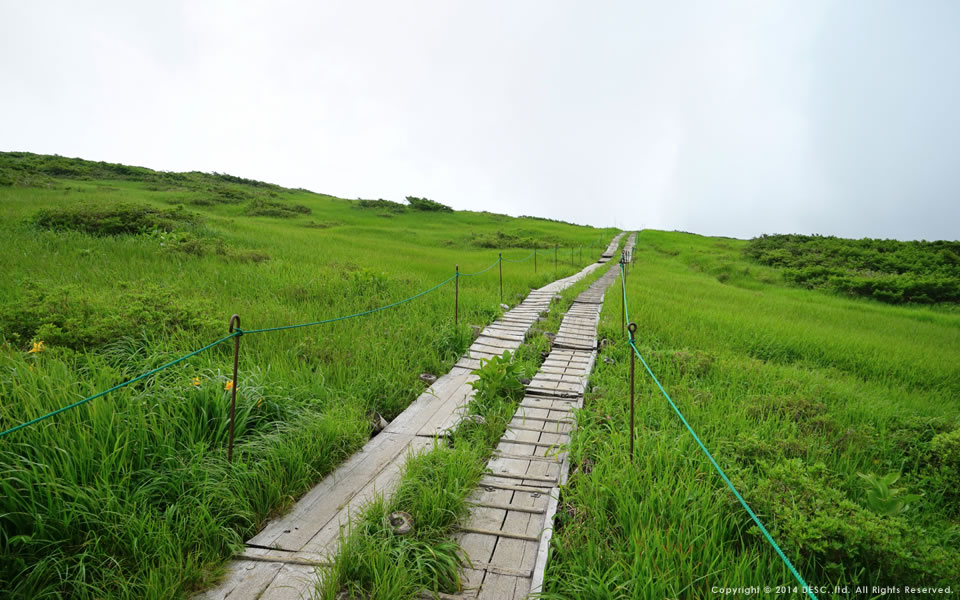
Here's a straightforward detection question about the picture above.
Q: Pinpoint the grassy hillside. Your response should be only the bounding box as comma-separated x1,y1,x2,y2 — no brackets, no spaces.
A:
0,152,617,599
546,231,960,599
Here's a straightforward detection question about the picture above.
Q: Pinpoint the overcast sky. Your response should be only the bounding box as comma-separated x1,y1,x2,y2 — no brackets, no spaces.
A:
2,1,958,240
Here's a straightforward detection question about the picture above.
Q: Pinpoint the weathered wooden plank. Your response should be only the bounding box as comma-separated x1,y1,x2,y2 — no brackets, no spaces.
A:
257,563,319,600
507,422,572,434
492,451,562,464
415,384,474,437
476,572,521,600
384,373,475,435
195,560,283,600
458,531,498,566
300,436,433,555
238,546,328,566
249,430,405,548
470,340,519,354
509,413,573,424
477,479,553,493
459,526,539,542
484,471,558,484
465,505,506,532
468,501,546,514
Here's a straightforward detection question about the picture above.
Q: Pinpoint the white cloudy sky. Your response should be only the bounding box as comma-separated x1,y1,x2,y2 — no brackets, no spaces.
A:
2,1,958,240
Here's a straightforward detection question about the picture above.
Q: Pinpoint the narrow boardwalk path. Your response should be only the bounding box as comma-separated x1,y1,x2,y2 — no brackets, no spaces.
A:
598,235,621,263
196,234,624,600
444,233,635,600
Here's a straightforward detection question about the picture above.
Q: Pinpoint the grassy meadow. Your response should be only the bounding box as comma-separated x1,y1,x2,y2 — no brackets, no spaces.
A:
0,153,617,599
545,230,960,599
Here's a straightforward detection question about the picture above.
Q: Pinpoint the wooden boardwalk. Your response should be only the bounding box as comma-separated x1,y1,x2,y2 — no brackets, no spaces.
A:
598,235,622,262
195,234,624,600
623,231,636,263
444,233,634,599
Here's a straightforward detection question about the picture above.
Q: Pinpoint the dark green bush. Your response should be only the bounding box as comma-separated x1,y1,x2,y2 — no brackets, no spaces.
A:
244,199,311,218
471,230,554,249
154,231,270,263
31,203,201,236
740,459,957,584
354,199,407,212
746,234,960,304
405,196,453,212
0,282,218,351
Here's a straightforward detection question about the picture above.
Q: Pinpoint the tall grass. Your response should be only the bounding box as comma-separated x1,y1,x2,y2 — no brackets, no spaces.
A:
0,160,617,599
544,231,960,599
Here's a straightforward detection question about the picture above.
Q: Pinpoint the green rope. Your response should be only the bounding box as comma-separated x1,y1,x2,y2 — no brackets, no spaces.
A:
501,250,536,263
620,268,817,599
2,248,548,437
2,270,462,436
242,274,458,334
458,257,501,277
0,332,240,439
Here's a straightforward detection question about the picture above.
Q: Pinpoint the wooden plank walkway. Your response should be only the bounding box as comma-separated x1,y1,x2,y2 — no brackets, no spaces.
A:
597,234,623,262
623,231,636,263
444,233,634,599
194,234,624,600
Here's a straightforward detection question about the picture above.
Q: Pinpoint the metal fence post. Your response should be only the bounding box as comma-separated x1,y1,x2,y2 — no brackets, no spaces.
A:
628,322,637,462
554,244,558,271
455,264,459,327
534,248,537,273
498,253,503,304
228,314,241,463
620,256,627,335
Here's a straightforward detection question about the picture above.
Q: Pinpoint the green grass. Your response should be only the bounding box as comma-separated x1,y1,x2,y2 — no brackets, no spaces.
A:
0,153,617,599
544,230,960,599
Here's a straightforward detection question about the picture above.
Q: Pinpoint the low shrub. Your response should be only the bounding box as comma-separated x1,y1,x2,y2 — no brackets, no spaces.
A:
244,199,311,218
741,459,957,584
154,231,270,263
31,203,201,236
0,282,218,351
405,196,453,212
471,230,553,249
745,234,960,304
354,199,407,213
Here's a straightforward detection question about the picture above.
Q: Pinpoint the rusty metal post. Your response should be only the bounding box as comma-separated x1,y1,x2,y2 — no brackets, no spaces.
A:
455,264,459,327
628,322,637,462
498,253,503,304
228,314,241,463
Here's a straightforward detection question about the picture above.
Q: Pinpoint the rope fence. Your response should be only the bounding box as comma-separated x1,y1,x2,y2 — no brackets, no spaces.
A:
1,243,600,444
617,256,818,600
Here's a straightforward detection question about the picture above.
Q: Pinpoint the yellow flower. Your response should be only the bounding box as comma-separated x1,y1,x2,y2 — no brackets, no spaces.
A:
224,380,234,391
192,377,201,386
28,341,45,354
